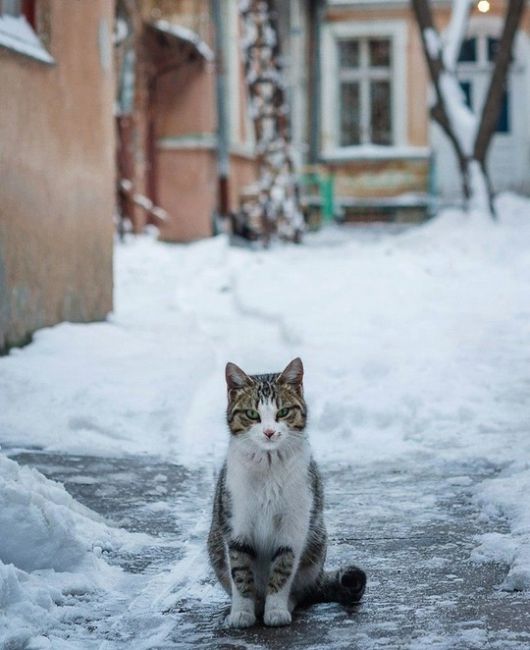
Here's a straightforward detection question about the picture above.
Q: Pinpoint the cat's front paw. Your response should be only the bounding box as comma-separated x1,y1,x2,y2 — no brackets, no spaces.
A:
225,610,256,628
263,608,292,627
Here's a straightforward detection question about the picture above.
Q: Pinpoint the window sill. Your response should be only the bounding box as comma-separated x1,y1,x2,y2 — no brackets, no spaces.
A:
0,15,54,65
321,145,431,162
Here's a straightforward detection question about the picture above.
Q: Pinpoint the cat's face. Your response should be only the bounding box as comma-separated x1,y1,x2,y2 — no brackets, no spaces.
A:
225,358,307,452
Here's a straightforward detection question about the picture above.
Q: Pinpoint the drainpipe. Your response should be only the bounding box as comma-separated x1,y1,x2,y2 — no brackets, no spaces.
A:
211,0,230,222
308,0,324,164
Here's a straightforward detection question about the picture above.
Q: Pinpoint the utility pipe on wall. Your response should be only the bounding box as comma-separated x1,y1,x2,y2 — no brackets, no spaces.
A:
211,0,230,220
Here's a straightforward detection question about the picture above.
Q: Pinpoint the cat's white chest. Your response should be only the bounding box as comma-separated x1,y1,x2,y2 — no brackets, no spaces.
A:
226,448,312,553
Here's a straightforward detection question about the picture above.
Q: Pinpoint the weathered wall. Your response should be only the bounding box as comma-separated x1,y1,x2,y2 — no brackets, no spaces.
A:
152,35,258,242
0,1,115,353
157,148,217,241
332,159,430,198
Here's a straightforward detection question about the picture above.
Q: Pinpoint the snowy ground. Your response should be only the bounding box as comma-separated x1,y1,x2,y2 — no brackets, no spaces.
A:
1,194,530,648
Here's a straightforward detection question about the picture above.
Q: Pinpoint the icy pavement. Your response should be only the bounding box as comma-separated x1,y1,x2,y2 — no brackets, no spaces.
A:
5,448,530,649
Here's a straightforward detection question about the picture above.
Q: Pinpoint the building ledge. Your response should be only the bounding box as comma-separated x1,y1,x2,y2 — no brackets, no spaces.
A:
337,193,434,208
157,134,217,150
157,135,257,160
321,146,431,163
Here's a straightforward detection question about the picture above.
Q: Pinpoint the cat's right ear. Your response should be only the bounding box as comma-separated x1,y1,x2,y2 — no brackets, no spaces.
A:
225,362,253,390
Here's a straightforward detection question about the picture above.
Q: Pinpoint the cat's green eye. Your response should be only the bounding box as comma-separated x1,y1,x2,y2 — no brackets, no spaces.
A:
277,407,290,418
245,409,260,420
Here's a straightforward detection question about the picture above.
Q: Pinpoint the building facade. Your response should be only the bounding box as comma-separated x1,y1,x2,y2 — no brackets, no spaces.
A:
281,0,530,222
115,0,259,242
0,0,115,353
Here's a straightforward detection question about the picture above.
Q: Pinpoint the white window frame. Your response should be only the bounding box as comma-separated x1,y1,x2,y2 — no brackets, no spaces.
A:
321,19,407,156
0,0,54,64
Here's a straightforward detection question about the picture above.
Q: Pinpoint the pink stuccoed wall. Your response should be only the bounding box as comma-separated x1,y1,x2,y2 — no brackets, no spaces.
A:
0,1,115,352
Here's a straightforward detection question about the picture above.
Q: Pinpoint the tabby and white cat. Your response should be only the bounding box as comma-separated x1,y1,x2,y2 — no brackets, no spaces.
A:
207,357,366,628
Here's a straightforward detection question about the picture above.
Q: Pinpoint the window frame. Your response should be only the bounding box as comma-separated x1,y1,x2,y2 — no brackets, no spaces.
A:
321,19,407,156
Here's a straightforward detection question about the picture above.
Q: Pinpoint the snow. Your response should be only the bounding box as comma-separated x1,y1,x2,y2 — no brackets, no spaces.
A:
439,72,477,156
424,28,441,59
0,454,112,571
0,14,54,64
151,20,214,63
0,453,144,645
442,0,473,71
474,463,530,591
468,159,493,214
1,193,530,643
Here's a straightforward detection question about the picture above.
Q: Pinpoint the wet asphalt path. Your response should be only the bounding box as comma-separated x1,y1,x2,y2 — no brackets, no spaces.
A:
7,449,530,650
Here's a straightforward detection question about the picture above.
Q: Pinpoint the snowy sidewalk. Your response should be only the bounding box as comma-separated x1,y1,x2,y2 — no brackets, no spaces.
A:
5,448,530,649
1,195,530,648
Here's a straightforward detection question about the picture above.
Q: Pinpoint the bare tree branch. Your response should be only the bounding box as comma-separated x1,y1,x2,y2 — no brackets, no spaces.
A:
410,0,469,193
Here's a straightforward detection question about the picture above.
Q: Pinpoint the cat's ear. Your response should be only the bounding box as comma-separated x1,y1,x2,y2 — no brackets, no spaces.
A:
225,362,253,390
278,357,304,387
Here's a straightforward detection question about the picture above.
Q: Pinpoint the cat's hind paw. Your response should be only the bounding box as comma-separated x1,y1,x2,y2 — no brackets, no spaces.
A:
263,608,292,627
225,610,256,628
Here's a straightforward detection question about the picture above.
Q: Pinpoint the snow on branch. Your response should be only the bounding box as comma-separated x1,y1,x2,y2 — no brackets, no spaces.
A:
442,0,473,71
438,73,477,156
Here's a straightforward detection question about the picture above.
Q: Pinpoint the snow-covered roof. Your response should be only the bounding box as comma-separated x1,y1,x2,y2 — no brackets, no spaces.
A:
148,19,214,63
0,14,54,64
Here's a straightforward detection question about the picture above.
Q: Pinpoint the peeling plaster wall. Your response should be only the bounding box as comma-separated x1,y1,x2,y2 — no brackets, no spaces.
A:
0,1,115,353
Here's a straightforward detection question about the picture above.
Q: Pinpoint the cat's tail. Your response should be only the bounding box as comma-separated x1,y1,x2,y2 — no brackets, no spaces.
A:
297,565,367,608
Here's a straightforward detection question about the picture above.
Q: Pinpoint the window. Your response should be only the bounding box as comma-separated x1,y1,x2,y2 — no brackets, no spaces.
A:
338,37,393,146
459,81,472,108
457,34,511,134
0,0,52,63
458,38,477,62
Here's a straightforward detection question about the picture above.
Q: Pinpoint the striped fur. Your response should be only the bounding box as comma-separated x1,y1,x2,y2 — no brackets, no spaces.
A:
207,358,366,628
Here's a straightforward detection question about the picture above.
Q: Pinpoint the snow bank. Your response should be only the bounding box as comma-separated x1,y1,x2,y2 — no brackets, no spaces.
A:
0,453,115,572
0,14,54,64
0,560,60,649
0,193,529,598
0,453,138,645
473,463,530,591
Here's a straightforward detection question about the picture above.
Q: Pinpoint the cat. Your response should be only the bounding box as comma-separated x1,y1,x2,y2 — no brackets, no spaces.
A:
207,357,366,628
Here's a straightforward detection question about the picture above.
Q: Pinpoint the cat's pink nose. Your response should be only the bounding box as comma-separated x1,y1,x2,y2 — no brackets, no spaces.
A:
263,429,275,439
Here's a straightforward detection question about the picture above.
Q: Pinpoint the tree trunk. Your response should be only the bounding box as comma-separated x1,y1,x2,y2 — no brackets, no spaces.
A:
237,0,304,244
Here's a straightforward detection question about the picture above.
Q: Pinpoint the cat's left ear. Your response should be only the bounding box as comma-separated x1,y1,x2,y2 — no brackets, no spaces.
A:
278,357,304,387
226,362,253,390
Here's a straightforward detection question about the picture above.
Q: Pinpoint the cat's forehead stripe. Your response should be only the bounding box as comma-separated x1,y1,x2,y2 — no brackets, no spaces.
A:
251,373,280,383
248,373,279,405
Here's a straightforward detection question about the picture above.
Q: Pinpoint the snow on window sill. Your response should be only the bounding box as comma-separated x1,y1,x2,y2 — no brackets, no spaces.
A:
321,145,431,162
0,14,54,65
